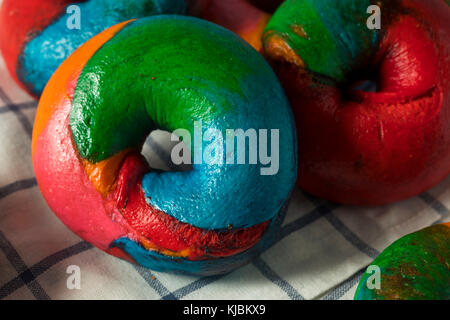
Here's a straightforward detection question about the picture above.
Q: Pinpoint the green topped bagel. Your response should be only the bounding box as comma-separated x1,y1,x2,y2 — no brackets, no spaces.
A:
32,16,297,275
355,223,450,300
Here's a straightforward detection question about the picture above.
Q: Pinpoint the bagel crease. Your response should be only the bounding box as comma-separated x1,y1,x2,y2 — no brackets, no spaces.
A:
0,0,186,98
32,16,297,275
192,0,271,52
262,0,450,205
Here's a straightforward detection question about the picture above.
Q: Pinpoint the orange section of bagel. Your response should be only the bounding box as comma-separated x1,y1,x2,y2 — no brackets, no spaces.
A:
83,149,133,197
140,236,192,258
32,20,135,156
32,20,136,198
239,13,271,51
262,31,305,68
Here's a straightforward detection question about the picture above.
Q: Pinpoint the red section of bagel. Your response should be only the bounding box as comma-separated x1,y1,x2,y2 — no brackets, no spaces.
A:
111,153,270,260
272,1,450,205
33,71,135,251
32,21,136,251
0,0,79,96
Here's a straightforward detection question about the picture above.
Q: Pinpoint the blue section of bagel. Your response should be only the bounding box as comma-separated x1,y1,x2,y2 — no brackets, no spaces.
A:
19,0,186,96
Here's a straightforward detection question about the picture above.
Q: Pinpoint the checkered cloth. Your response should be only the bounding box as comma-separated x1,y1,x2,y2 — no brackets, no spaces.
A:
1,48,449,301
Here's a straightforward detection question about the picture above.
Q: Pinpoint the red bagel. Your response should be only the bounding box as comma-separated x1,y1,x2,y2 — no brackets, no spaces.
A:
263,0,450,205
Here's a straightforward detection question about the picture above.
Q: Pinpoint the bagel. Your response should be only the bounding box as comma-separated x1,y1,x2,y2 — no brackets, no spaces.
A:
32,16,297,275
0,0,186,97
355,223,450,300
262,0,450,205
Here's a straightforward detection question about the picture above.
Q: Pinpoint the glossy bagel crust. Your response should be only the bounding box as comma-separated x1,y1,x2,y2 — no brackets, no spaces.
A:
0,0,186,97
355,223,450,300
263,0,450,205
32,16,297,275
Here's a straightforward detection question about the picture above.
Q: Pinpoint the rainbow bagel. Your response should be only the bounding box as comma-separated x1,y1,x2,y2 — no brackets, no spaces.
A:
0,0,186,97
262,0,450,205
32,16,297,275
355,223,450,300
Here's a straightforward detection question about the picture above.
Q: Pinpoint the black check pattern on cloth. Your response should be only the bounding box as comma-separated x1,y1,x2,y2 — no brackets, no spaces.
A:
0,83,449,300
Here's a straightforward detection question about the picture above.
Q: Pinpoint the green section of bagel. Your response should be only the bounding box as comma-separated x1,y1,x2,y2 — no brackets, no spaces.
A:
355,224,450,300
264,0,378,83
69,16,273,162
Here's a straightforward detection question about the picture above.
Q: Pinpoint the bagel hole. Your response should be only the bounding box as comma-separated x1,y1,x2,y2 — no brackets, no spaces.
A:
344,73,380,102
348,79,378,93
141,130,192,172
